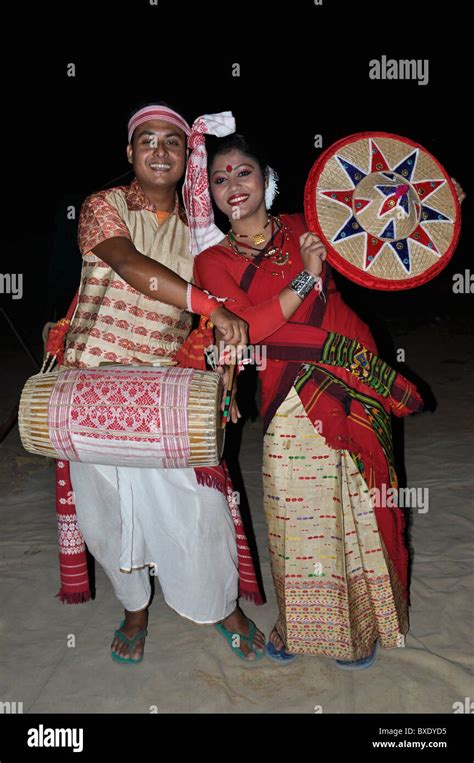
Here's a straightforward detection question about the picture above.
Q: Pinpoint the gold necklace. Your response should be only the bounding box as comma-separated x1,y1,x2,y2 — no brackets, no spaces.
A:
229,216,271,246
226,217,291,269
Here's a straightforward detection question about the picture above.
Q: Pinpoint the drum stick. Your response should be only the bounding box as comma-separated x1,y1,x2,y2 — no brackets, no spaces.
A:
221,362,236,428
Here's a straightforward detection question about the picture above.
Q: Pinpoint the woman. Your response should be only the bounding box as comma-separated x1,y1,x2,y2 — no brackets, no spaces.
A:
194,134,426,668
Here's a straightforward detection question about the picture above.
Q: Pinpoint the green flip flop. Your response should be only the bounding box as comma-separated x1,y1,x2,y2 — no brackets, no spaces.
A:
215,617,266,664
111,619,148,666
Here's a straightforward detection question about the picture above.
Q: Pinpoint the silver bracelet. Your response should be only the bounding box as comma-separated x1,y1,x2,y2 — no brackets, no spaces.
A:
289,270,317,299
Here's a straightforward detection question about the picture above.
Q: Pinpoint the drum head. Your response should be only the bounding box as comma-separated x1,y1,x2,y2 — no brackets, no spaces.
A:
304,132,461,290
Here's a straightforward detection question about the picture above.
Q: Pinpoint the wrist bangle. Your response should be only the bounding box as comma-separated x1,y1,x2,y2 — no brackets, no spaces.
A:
186,282,193,313
289,270,317,299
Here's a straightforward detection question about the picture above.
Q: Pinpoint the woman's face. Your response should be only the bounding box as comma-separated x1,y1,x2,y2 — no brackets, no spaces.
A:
209,149,265,221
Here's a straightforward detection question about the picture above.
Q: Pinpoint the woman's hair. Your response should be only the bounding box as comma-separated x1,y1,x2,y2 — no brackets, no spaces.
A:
206,133,268,177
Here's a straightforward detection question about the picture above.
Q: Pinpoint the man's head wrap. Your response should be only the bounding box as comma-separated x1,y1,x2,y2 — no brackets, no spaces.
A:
127,104,191,143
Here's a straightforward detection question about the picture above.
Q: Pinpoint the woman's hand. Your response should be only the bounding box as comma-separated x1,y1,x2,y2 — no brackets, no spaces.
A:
299,232,327,278
451,177,466,204
210,306,248,348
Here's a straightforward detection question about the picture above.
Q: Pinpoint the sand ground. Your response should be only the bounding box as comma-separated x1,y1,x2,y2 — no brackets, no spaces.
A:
0,317,472,714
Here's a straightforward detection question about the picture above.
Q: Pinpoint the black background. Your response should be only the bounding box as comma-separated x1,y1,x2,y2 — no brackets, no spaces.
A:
2,0,471,339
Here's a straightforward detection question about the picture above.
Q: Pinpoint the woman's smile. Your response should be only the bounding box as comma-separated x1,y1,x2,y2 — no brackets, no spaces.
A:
227,193,250,206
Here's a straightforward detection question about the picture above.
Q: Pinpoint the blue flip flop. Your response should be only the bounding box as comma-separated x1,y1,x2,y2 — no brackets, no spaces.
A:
215,617,266,664
335,640,378,670
266,640,298,664
111,619,148,666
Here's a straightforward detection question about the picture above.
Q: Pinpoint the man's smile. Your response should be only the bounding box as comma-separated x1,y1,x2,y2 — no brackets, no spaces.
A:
149,162,172,172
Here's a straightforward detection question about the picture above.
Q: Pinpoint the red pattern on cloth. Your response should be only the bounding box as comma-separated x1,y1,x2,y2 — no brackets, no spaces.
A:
78,180,187,259
49,367,195,468
173,315,214,370
55,460,91,603
182,112,235,256
78,194,131,256
68,182,192,368
127,105,191,143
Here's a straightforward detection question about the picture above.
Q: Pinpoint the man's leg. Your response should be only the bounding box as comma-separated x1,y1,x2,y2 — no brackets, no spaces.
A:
218,608,266,660
70,462,264,661
119,467,265,660
69,461,151,661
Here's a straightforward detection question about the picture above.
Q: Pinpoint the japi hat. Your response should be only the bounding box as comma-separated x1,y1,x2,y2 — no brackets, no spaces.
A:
304,132,461,290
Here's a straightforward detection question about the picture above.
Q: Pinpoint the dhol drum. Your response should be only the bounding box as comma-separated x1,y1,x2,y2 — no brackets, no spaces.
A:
304,131,461,290
19,365,225,468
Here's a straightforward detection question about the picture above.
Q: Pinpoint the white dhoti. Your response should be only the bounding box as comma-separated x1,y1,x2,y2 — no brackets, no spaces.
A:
69,462,239,623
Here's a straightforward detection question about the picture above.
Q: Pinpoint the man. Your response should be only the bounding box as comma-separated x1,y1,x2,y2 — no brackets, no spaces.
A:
62,103,266,664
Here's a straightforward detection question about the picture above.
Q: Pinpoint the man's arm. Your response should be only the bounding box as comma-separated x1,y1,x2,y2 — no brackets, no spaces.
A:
92,236,248,346
93,236,190,308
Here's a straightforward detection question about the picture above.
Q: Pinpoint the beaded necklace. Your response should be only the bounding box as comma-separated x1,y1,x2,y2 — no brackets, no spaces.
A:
226,216,293,276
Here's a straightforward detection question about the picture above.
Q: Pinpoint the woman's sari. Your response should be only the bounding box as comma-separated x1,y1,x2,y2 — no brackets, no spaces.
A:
194,213,423,659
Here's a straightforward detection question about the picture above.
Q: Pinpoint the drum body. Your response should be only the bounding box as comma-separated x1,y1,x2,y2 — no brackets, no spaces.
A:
19,365,224,468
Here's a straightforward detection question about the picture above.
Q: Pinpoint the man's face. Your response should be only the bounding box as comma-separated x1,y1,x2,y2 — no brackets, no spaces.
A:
127,119,186,189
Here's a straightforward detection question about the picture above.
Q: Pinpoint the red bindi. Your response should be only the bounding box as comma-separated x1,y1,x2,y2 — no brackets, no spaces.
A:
226,164,233,172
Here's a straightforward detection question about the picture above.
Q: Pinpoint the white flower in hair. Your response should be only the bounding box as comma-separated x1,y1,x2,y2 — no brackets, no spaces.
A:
265,166,279,210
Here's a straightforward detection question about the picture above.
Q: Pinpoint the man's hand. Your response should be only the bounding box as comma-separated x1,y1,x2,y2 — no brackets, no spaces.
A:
210,306,248,348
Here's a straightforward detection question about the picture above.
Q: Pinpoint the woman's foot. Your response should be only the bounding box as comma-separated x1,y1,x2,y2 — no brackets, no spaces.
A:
219,606,266,662
335,640,378,670
111,607,149,662
267,626,298,663
269,627,285,650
